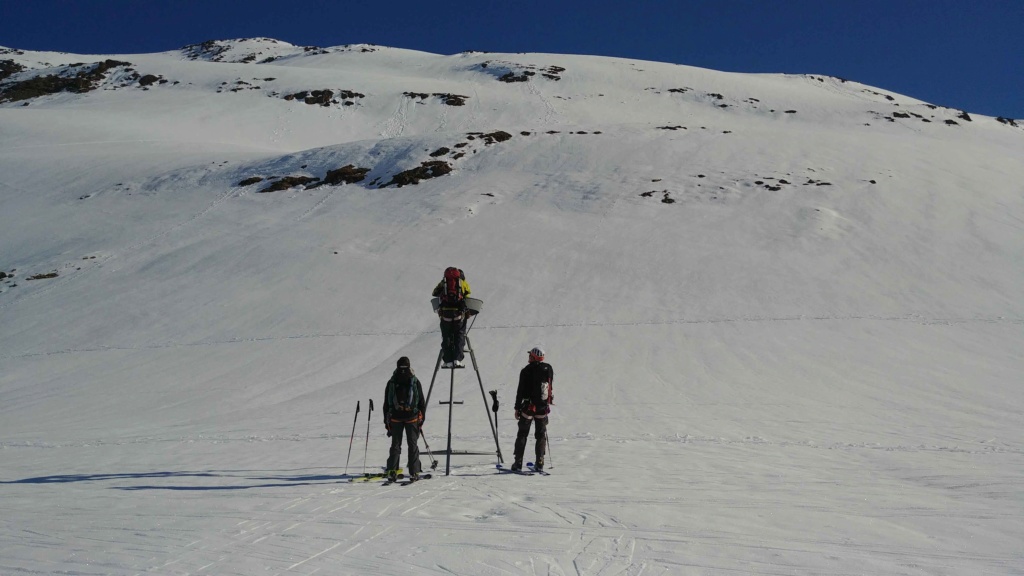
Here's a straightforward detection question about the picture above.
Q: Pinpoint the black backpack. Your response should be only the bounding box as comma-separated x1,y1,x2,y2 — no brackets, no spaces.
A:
388,370,421,421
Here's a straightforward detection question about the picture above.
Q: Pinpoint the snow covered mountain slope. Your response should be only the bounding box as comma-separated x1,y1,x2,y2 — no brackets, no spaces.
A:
1,40,1022,575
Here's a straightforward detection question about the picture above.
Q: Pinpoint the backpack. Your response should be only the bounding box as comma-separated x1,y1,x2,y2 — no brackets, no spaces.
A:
521,363,554,417
439,267,465,309
388,370,422,422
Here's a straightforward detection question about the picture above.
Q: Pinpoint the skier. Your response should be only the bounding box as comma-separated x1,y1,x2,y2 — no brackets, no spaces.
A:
512,346,554,471
383,356,426,481
432,267,471,368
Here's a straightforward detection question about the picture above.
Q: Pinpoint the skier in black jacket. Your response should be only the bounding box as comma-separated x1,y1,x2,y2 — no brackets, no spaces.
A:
512,346,554,471
383,356,426,480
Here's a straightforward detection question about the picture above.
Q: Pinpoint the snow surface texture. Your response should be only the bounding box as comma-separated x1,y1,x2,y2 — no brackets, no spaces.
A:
2,38,1023,575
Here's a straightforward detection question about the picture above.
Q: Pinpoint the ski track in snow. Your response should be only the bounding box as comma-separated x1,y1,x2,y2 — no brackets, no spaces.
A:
434,96,451,133
379,95,409,139
72,470,1015,575
295,185,338,222
526,78,560,126
122,482,403,575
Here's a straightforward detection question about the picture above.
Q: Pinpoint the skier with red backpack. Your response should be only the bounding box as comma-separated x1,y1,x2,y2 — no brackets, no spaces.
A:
512,346,554,471
432,267,471,368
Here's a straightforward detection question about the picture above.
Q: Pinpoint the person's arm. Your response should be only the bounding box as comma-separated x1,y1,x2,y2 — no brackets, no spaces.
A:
514,368,527,418
383,380,394,417
415,377,426,414
383,380,393,433
547,365,554,404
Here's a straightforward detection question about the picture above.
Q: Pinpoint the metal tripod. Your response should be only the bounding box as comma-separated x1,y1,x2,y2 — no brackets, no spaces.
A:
424,313,503,475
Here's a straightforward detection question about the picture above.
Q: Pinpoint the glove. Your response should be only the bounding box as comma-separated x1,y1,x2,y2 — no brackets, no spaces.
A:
514,409,521,420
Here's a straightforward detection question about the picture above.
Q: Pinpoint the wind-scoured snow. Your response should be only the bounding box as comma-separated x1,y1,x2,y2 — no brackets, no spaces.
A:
1,39,1022,575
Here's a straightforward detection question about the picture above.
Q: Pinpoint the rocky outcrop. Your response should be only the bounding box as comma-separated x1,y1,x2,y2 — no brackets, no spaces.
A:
283,89,365,106
258,176,320,193
238,177,264,187
467,130,512,145
323,165,370,185
0,59,131,103
381,161,452,188
482,60,566,83
0,59,25,82
404,92,469,106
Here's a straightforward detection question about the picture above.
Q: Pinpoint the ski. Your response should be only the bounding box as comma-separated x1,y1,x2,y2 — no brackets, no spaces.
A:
400,473,433,486
527,463,550,476
496,464,534,476
350,468,402,483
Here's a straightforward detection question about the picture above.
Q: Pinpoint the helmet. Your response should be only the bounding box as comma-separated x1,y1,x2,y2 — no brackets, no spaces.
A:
397,356,411,368
528,347,545,362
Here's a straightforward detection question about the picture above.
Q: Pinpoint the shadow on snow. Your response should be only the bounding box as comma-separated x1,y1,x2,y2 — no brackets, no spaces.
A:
0,469,366,490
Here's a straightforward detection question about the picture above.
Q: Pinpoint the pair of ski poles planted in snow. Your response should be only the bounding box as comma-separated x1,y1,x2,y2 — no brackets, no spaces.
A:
344,399,438,476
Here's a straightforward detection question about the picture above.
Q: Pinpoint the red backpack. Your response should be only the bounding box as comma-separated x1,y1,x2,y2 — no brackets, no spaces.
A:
439,267,465,307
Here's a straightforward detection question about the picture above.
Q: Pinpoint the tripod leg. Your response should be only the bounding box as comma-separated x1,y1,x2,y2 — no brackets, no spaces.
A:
424,348,443,412
445,365,455,476
467,336,503,463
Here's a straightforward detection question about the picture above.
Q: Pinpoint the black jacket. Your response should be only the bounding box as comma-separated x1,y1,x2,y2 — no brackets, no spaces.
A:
384,367,425,424
515,361,554,416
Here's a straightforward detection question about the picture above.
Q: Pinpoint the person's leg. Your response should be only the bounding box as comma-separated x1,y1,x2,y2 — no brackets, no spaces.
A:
513,417,531,469
454,318,467,363
533,416,548,468
405,424,421,475
386,424,404,477
439,320,454,364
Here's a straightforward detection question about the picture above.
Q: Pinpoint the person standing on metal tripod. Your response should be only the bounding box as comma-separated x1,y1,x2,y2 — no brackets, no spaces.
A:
432,267,471,368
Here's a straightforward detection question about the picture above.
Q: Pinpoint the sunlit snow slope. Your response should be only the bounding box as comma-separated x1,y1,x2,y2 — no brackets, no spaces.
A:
2,39,1022,575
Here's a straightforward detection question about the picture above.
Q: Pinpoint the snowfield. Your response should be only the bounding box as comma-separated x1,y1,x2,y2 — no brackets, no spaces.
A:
1,39,1023,575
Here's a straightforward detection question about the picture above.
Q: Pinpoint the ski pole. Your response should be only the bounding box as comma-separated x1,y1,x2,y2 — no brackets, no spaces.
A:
344,400,360,475
362,399,373,474
420,427,438,470
489,390,500,464
545,424,552,469
489,390,499,435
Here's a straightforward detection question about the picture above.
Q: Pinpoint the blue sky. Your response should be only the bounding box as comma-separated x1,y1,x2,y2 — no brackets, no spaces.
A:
2,0,1021,118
